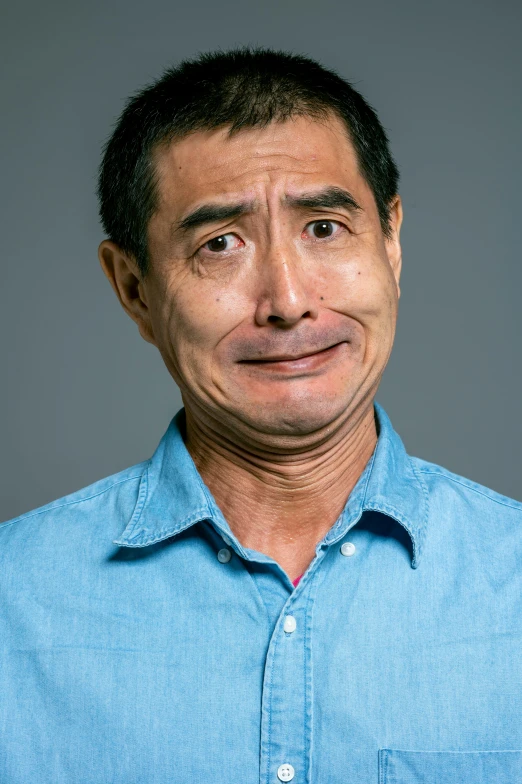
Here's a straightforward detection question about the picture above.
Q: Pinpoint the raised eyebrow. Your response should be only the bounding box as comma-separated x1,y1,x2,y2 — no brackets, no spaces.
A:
174,201,255,234
284,187,362,214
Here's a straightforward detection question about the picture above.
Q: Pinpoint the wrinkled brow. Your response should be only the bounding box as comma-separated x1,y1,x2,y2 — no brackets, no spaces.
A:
173,186,362,236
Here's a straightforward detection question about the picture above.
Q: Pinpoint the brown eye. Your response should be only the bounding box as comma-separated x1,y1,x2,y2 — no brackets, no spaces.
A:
202,233,244,254
302,220,344,241
207,236,228,252
312,221,334,238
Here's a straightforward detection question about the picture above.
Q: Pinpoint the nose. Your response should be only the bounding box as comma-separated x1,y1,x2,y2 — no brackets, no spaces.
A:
254,242,319,327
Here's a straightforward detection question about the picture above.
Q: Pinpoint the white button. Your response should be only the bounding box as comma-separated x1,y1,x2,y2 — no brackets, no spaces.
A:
340,541,356,557
277,763,295,781
221,534,232,546
283,615,297,633
217,548,231,563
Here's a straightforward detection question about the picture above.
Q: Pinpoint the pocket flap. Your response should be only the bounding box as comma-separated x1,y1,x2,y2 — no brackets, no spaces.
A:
379,748,522,783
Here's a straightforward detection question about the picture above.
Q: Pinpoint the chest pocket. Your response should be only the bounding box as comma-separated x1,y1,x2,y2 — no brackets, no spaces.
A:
379,749,522,783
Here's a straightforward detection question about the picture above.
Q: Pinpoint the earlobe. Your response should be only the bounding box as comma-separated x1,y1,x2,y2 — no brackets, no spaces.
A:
98,240,157,346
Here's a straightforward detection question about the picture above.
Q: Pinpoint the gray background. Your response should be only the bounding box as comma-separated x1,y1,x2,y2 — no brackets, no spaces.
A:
2,0,521,522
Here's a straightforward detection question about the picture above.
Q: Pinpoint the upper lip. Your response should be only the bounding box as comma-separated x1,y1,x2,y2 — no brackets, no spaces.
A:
241,343,341,362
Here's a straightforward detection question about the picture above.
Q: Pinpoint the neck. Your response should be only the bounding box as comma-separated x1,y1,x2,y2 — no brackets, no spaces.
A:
183,402,378,582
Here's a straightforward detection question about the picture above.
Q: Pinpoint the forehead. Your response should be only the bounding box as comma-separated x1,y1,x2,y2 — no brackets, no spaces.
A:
152,114,370,208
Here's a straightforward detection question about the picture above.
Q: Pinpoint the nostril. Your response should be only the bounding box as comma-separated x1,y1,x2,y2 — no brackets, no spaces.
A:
267,310,312,323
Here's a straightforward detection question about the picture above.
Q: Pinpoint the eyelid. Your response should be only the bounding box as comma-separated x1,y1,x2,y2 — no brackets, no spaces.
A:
302,218,348,238
191,217,245,250
197,231,244,255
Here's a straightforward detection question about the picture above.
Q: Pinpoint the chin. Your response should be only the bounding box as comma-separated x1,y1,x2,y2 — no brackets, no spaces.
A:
237,395,350,437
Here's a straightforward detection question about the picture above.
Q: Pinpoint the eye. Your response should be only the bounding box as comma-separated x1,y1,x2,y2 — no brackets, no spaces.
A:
202,233,244,253
302,220,345,240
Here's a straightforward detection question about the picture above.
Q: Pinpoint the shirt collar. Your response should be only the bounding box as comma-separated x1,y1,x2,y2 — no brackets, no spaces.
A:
114,401,429,569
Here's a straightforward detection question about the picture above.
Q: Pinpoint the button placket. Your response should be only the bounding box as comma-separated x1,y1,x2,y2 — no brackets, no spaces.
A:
259,579,317,784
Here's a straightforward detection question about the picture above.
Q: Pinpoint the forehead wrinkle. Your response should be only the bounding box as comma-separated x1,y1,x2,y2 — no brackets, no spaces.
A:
187,138,333,182
173,177,281,235
166,159,367,244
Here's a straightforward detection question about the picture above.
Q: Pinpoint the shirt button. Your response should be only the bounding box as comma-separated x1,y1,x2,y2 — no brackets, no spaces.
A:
283,615,297,633
217,548,231,563
340,541,356,557
277,763,295,781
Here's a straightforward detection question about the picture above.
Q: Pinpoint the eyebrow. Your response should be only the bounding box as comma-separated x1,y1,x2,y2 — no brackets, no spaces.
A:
173,186,362,236
284,186,362,213
175,202,254,233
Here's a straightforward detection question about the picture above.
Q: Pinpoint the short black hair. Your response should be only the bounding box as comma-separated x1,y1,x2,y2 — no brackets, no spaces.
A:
97,47,399,277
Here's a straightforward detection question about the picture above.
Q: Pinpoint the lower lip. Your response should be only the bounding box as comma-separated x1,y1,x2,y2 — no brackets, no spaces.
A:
240,342,346,374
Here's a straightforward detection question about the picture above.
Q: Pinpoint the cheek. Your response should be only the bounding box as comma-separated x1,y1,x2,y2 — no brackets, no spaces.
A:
325,255,392,317
324,256,399,359
153,277,249,374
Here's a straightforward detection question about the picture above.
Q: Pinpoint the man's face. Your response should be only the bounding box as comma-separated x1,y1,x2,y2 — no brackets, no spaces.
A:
130,114,402,438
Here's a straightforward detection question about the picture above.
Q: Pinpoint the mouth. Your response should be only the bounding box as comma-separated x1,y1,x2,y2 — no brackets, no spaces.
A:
239,342,346,372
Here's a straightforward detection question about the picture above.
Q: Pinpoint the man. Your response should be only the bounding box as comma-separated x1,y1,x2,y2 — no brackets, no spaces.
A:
1,47,521,784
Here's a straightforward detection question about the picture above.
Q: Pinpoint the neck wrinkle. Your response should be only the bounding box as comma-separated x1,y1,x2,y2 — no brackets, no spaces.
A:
184,400,377,496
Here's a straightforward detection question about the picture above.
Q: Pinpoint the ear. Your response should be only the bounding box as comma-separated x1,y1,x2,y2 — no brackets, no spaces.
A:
385,195,403,299
98,240,157,346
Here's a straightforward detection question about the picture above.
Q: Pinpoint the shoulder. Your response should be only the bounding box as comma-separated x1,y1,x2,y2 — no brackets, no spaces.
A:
411,455,522,526
407,456,522,579
0,461,148,545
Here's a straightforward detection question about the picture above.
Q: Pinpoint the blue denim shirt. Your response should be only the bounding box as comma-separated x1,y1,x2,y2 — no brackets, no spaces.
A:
1,402,522,783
